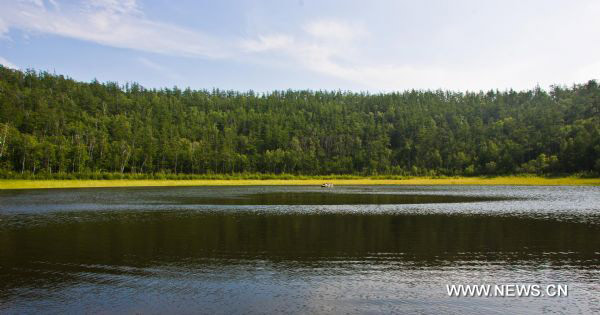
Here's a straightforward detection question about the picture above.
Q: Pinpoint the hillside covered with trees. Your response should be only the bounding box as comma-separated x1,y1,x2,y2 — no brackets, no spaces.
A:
0,66,598,178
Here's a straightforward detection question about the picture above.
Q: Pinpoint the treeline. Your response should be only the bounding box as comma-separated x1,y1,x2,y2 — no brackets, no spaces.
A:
0,66,599,178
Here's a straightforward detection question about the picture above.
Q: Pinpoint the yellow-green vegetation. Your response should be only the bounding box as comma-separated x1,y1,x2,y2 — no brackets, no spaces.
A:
0,177,598,190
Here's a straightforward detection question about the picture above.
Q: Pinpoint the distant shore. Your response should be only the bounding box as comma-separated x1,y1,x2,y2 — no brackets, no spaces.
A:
1,177,599,189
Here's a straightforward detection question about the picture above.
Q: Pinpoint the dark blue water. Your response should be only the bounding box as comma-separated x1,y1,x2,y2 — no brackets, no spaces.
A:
0,186,598,314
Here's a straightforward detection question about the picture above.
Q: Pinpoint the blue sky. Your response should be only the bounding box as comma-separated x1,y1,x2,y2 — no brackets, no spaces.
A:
1,0,599,92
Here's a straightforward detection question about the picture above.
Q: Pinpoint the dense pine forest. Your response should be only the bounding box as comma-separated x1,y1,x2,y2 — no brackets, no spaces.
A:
0,66,598,178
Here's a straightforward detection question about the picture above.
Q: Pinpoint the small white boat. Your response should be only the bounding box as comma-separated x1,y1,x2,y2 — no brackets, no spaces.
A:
321,183,334,188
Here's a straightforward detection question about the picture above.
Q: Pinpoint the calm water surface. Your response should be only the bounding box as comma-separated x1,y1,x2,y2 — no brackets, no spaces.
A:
0,185,599,314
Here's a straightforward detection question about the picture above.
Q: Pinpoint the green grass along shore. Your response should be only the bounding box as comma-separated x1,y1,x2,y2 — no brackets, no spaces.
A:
1,176,599,189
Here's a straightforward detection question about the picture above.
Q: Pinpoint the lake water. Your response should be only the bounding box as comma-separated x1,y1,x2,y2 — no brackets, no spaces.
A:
0,185,598,314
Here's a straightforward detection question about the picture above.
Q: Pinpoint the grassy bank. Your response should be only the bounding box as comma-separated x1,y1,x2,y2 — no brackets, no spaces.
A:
1,177,599,189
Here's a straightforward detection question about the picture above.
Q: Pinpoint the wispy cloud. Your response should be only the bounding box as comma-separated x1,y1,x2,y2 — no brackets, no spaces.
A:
241,19,444,90
240,8,600,91
1,1,417,90
0,0,230,58
1,0,599,91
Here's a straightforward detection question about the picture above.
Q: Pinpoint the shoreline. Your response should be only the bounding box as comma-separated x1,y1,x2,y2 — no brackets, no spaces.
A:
1,177,599,189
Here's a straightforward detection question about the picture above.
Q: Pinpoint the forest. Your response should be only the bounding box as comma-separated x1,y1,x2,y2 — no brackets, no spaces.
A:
0,65,598,178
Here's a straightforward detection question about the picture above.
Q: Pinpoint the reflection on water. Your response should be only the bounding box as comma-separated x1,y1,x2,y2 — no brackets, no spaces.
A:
0,186,599,313
166,191,512,205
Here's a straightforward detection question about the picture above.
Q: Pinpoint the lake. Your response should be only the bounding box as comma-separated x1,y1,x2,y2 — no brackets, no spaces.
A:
0,185,598,314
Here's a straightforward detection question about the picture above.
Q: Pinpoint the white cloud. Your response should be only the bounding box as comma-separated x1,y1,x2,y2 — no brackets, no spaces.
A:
1,0,599,91
242,18,425,90
240,18,377,86
240,5,600,91
0,56,18,69
0,0,230,58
